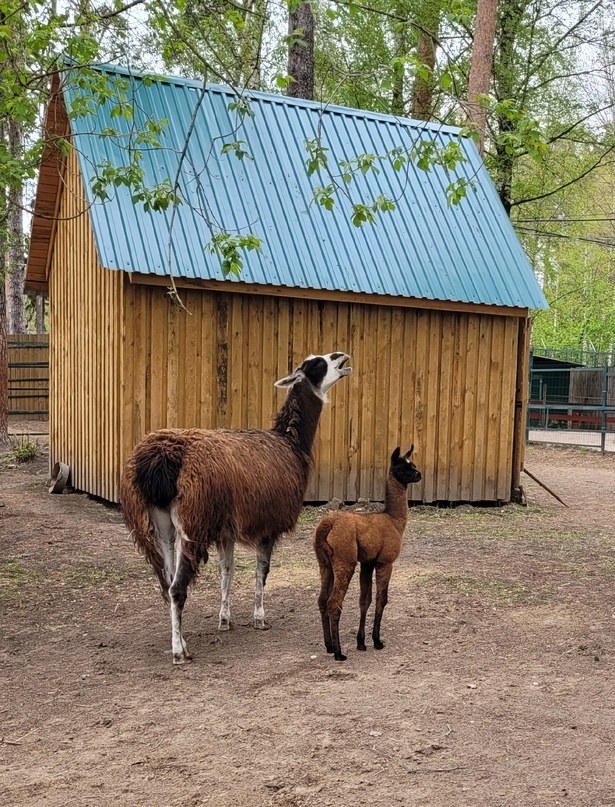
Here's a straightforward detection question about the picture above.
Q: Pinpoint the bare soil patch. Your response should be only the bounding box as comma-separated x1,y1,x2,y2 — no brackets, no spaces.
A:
1,439,614,806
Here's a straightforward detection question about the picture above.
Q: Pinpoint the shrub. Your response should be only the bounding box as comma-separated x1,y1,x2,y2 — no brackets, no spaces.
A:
12,436,38,463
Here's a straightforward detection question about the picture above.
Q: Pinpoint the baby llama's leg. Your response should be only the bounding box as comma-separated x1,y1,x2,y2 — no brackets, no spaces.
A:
372,562,393,650
357,561,375,651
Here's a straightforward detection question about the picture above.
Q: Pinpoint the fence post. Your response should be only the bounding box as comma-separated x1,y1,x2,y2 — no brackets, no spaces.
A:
601,365,608,454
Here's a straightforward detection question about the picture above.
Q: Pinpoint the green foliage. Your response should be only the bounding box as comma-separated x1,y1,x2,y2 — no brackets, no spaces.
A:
305,126,475,226
228,96,255,120
517,145,615,353
11,435,38,463
221,140,253,161
305,137,329,175
207,232,262,278
0,0,612,323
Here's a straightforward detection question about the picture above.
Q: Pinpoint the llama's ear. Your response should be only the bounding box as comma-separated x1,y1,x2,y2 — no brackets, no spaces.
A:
391,447,401,463
274,369,302,388
404,444,415,460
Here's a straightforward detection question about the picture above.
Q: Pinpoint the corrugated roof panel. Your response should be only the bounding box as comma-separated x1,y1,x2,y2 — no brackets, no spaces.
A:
66,65,547,310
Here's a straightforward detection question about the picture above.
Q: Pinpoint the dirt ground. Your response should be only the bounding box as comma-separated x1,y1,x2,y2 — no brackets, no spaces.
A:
1,431,615,807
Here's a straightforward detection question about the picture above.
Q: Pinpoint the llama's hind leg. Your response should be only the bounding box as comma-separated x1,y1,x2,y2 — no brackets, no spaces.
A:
317,560,335,653
168,508,195,664
149,507,176,599
218,538,235,631
372,563,393,650
357,562,375,651
254,535,276,630
327,564,355,661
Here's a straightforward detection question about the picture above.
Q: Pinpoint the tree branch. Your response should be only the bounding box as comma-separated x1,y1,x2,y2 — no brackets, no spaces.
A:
511,148,615,207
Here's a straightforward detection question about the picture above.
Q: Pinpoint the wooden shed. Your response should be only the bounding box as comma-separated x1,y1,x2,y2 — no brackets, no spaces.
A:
25,65,547,505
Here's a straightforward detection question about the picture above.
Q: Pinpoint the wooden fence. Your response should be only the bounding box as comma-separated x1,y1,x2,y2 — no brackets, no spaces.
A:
8,334,49,419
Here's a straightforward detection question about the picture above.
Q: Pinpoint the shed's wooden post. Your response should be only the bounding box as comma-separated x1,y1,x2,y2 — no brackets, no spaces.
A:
511,315,531,502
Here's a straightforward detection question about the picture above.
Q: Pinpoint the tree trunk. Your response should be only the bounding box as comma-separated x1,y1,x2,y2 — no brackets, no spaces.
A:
492,0,525,214
239,0,267,89
410,0,441,120
391,23,407,116
7,119,26,334
0,255,8,443
467,0,499,154
36,292,46,334
287,1,314,100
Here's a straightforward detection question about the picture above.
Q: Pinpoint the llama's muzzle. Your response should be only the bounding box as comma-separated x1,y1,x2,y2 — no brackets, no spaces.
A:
337,353,352,376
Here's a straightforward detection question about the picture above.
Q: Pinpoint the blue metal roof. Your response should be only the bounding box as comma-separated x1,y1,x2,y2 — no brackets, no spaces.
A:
66,65,547,309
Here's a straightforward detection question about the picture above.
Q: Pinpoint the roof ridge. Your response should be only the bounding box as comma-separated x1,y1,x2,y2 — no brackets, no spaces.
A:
85,61,465,136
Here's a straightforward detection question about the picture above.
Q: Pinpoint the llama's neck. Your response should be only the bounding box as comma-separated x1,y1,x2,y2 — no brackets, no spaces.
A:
384,474,409,528
272,380,324,462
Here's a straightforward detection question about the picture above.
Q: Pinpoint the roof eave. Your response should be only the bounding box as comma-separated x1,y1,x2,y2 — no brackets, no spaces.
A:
127,270,531,317
25,74,68,293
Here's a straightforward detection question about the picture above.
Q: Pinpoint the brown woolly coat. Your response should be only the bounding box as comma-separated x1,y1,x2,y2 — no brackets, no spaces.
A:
121,380,324,583
312,478,409,569
122,429,309,576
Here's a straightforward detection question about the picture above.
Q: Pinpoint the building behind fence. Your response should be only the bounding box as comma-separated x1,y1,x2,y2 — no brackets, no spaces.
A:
8,334,49,420
528,350,615,452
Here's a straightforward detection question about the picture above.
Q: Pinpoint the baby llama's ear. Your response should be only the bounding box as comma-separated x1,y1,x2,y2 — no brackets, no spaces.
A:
404,444,415,460
391,447,401,463
274,368,303,388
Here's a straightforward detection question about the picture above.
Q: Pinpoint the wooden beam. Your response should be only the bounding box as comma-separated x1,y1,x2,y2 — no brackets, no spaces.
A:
127,272,528,319
511,315,531,501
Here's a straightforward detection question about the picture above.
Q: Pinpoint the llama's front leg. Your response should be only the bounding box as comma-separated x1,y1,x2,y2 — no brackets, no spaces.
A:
218,539,235,631
357,562,375,651
254,536,276,630
372,563,393,650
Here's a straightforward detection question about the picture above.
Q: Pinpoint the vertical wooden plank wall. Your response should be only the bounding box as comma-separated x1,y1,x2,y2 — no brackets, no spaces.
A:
49,149,123,501
122,282,522,505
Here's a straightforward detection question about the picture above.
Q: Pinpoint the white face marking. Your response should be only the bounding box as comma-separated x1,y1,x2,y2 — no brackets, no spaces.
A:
274,352,351,396
318,352,352,395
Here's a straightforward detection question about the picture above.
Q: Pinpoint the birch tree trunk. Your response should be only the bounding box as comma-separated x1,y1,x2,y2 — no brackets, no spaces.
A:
7,119,26,334
36,293,46,334
467,0,499,155
0,249,8,443
239,0,267,89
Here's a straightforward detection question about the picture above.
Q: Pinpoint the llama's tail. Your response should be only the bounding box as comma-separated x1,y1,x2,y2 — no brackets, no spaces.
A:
312,517,336,570
120,434,186,596
131,433,185,509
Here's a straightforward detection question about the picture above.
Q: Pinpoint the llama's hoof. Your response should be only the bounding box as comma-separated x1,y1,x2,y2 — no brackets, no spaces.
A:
173,651,193,665
357,643,367,652
334,652,347,661
254,619,272,631
373,639,384,650
218,620,235,632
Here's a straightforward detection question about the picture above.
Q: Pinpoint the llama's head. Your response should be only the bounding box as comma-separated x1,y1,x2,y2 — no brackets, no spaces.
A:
390,445,422,486
275,352,352,400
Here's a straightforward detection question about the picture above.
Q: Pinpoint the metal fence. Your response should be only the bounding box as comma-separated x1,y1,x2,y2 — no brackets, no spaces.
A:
528,364,615,452
8,334,49,419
